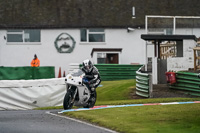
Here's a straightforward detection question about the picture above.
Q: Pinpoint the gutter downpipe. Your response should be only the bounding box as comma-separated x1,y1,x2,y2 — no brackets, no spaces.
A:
173,16,176,35
145,16,148,71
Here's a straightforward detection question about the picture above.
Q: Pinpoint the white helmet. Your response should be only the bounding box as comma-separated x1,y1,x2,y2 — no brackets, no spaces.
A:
82,59,93,73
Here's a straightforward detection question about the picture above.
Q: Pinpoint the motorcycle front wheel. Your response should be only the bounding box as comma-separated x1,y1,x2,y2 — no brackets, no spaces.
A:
63,89,75,110
83,90,97,108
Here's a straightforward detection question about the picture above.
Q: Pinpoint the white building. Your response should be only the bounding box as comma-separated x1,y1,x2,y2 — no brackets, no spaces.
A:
0,29,146,75
0,0,200,82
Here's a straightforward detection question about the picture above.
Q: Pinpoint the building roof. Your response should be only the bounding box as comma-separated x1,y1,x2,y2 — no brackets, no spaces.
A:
0,0,200,29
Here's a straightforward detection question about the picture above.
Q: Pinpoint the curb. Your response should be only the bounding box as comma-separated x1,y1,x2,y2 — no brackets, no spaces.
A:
59,101,200,113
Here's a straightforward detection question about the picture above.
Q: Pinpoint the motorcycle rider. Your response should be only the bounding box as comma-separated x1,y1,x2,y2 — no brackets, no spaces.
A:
81,59,101,93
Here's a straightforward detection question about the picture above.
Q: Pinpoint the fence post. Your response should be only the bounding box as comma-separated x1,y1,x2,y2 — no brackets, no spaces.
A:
149,74,153,98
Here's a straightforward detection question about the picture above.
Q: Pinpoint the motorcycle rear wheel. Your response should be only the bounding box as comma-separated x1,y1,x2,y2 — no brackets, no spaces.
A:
63,89,74,110
83,90,97,108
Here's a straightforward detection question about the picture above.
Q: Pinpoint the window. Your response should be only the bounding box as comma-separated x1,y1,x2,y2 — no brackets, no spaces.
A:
97,53,119,64
97,53,106,64
7,29,41,43
165,28,173,35
80,28,105,42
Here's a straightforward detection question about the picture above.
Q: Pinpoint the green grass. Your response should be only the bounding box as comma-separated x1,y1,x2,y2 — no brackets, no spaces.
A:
96,79,200,105
36,79,200,132
65,103,200,133
96,79,136,101
36,79,136,110
95,97,200,106
62,79,200,133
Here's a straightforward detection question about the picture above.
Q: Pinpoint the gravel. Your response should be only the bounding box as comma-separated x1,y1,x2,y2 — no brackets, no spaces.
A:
131,84,197,99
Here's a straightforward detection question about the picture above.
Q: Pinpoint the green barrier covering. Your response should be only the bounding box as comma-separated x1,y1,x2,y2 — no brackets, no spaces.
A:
95,64,142,81
170,71,200,97
0,66,55,80
136,66,152,98
80,64,143,81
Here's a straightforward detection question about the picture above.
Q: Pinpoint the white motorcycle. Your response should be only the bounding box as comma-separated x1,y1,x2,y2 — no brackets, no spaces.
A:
63,69,97,110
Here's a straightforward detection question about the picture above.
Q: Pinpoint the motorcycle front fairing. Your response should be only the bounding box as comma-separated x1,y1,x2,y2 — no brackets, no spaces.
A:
74,85,90,106
65,70,90,106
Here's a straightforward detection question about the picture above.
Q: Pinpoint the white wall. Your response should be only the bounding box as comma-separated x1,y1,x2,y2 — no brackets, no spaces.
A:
167,40,197,71
1,28,198,77
106,29,146,64
175,28,200,37
0,29,146,77
0,78,66,110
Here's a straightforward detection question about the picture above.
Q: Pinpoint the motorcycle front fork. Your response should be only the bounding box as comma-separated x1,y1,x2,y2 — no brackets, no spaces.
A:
70,87,78,103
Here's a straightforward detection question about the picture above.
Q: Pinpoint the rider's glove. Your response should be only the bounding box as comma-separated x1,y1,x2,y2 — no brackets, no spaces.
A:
83,75,89,78
82,78,88,84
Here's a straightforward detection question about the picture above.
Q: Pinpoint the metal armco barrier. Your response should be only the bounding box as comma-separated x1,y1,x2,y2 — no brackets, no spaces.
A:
136,66,152,98
170,71,200,97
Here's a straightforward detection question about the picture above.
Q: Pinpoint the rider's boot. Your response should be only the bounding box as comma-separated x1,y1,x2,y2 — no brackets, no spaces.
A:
88,87,95,101
90,87,96,97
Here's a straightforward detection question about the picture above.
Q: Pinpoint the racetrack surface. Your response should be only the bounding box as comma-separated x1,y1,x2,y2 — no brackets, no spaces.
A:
0,110,116,133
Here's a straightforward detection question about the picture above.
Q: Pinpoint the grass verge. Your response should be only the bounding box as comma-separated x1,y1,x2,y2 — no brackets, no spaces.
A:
96,79,136,101
36,79,200,132
65,103,200,133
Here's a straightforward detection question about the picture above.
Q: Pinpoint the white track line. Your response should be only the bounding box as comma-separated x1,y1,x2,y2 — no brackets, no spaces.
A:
59,101,200,113
46,111,118,133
